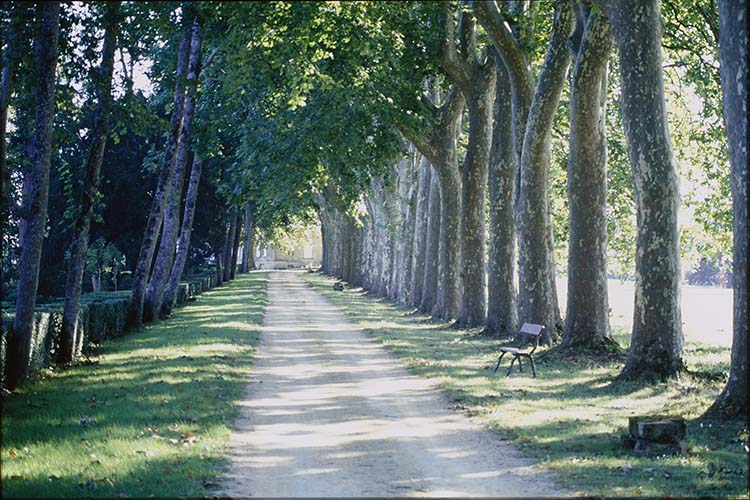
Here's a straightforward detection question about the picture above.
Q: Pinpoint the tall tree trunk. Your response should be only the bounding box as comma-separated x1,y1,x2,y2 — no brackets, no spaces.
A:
477,0,572,342
320,223,326,273
145,22,202,321
390,156,411,302
474,1,534,217
230,210,242,280
403,86,464,320
410,156,432,307
439,5,497,327
162,155,203,316
563,8,613,350
7,2,60,389
433,168,462,319
420,168,441,313
485,58,517,337
241,201,254,272
215,248,224,286
340,214,352,282
129,27,190,328
58,2,119,363
515,1,573,342
365,195,383,294
398,149,418,304
457,84,494,326
705,0,748,418
222,211,236,282
601,0,685,381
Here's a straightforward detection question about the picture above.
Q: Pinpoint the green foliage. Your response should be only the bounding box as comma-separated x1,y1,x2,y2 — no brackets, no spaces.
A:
550,76,570,272
258,216,318,255
661,0,731,267
196,1,444,239
85,239,127,292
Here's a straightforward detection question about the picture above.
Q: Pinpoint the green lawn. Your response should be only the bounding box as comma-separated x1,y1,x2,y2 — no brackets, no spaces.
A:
1,272,268,498
305,272,749,499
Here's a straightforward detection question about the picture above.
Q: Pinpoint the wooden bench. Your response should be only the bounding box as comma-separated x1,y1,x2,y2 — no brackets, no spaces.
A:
493,323,545,378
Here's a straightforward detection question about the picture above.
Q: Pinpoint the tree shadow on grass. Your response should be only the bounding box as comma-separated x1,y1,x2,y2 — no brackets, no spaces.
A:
304,272,747,498
1,273,268,498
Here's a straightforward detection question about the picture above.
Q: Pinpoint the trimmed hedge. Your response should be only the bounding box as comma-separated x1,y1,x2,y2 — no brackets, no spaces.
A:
1,269,222,390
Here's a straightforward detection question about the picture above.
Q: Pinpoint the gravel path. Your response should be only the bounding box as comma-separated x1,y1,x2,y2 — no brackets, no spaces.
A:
219,270,564,498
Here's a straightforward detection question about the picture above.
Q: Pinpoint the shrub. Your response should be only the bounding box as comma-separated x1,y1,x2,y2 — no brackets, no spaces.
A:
1,270,220,390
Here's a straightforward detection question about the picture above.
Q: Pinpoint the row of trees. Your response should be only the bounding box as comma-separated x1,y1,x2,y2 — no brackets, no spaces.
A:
2,0,746,420
316,0,747,419
2,2,262,388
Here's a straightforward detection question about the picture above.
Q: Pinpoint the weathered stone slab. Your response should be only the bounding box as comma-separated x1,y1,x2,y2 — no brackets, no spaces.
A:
628,415,686,443
626,415,687,456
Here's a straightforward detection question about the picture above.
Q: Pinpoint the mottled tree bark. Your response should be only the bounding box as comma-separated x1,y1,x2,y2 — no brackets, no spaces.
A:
409,156,432,307
241,201,255,273
145,22,202,321
474,0,533,212
319,223,327,272
221,211,236,282
398,149,418,304
221,217,237,281
420,168,441,313
7,2,60,389
432,167,462,319
215,247,224,286
439,6,496,327
58,2,119,363
162,155,203,316
705,0,748,418
230,210,242,280
485,58,517,337
477,0,572,342
404,87,464,319
562,7,613,350
516,1,573,342
601,0,685,381
129,28,190,328
390,154,413,303
374,169,398,300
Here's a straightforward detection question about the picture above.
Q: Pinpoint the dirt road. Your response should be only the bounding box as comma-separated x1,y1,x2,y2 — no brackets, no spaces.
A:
219,271,563,498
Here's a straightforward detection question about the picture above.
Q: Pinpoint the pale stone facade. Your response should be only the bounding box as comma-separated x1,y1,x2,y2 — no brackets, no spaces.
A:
255,227,322,270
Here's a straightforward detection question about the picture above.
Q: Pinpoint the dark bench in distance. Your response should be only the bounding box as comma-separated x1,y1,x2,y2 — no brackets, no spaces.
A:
493,322,545,378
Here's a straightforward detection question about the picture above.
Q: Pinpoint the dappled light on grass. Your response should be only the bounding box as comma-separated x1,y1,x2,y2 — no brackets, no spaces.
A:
1,273,268,498
305,272,748,498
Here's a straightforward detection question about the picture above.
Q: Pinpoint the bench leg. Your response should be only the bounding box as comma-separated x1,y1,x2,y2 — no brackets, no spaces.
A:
506,356,517,377
529,356,537,378
518,357,523,373
494,352,507,374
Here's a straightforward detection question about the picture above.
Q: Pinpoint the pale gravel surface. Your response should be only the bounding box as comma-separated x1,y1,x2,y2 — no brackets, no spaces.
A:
218,270,565,498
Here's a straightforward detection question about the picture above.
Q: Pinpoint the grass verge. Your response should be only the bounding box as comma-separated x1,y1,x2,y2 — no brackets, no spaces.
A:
305,272,749,498
1,272,268,498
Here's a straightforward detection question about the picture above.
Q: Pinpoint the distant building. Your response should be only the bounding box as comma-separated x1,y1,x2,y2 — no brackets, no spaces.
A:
255,228,322,270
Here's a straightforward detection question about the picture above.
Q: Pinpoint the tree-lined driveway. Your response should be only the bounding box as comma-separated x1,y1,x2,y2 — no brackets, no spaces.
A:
219,271,563,497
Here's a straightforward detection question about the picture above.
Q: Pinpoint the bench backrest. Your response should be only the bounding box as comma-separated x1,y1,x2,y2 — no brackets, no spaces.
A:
519,323,544,336
516,323,545,353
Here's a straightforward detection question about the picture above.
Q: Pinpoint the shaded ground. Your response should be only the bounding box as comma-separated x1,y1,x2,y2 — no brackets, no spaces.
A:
219,271,564,498
0,273,267,498
304,272,747,498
